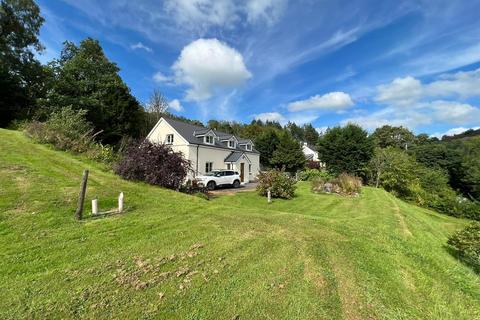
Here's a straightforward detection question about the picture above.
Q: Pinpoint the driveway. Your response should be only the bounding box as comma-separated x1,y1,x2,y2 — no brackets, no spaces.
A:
210,182,258,195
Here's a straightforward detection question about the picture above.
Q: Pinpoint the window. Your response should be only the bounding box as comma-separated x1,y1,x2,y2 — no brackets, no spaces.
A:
205,135,214,144
166,134,174,144
205,162,213,173
228,140,235,148
226,171,234,176
249,164,252,174
245,144,252,151
226,163,231,170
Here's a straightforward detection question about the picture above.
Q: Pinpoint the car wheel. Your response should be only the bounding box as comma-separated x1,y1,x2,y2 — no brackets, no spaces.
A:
233,180,240,188
207,181,216,190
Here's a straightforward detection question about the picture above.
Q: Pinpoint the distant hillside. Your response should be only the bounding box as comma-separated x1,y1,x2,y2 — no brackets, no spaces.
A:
442,128,480,141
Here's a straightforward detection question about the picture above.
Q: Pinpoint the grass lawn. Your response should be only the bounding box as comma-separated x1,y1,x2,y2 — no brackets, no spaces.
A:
0,128,479,319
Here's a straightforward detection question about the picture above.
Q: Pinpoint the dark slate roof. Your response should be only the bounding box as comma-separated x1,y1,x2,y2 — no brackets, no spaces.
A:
224,151,244,162
163,117,259,154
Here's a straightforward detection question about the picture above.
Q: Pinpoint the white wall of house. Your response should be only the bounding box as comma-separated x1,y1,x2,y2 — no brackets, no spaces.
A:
302,143,319,161
147,118,260,183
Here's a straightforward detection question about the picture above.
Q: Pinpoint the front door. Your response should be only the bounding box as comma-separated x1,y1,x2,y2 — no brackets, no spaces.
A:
240,163,245,182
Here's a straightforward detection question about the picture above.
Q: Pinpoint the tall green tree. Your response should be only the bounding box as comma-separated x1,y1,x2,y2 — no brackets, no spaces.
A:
270,131,305,172
317,124,374,175
286,121,305,141
371,125,415,149
0,0,46,126
303,123,320,146
254,128,280,168
42,38,145,143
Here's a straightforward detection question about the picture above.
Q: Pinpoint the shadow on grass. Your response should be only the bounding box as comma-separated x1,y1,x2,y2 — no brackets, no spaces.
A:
444,244,480,275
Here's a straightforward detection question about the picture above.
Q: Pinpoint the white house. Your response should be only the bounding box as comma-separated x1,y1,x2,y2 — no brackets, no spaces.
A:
147,117,260,183
302,142,319,161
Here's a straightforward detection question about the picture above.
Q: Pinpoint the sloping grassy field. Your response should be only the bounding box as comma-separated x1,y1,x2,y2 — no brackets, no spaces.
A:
0,129,479,319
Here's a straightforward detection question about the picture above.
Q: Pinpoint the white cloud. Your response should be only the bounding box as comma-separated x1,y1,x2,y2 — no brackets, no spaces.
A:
430,100,480,125
153,71,171,83
130,42,153,53
342,100,480,131
427,68,480,97
316,126,329,134
163,0,286,33
254,112,285,122
375,76,423,106
375,68,480,107
172,38,252,101
168,99,184,112
288,92,354,112
245,0,287,25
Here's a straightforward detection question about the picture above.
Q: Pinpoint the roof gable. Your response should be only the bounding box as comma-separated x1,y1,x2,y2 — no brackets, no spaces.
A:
160,117,259,153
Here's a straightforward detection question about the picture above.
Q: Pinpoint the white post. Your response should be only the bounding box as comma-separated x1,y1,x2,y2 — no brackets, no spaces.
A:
92,198,98,215
267,189,271,204
118,192,124,213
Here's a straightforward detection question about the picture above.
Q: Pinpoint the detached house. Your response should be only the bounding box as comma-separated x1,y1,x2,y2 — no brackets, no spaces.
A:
147,117,260,183
302,142,319,161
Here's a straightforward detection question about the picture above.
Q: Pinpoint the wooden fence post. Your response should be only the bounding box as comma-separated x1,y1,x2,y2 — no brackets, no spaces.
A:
75,169,89,220
267,188,271,204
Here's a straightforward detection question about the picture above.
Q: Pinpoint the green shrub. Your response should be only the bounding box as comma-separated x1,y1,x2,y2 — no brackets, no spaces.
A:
298,169,333,181
24,106,117,164
447,222,480,272
257,169,297,199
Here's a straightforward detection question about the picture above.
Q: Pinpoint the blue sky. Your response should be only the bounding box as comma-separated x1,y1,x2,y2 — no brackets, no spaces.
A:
36,0,480,137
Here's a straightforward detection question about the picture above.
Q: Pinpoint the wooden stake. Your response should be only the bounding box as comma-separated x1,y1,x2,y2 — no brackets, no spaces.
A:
118,192,124,213
267,189,271,204
92,198,98,215
75,169,89,220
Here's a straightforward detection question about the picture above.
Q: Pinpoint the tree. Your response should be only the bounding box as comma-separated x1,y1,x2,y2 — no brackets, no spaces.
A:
147,89,168,119
369,147,419,197
303,123,319,146
369,147,389,188
254,128,280,167
42,38,145,143
317,124,374,176
145,89,168,132
0,0,46,126
286,121,304,141
270,131,305,172
371,125,415,149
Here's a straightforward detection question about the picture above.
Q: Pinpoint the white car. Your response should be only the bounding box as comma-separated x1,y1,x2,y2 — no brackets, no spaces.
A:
196,170,241,190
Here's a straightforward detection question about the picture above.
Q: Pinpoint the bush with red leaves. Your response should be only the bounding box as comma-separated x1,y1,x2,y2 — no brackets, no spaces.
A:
115,140,191,190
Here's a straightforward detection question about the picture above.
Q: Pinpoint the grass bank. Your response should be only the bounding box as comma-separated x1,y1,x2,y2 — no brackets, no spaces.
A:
0,129,479,319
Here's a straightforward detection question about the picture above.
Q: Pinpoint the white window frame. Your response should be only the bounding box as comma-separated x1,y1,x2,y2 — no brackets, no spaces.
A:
245,144,252,151
205,135,214,145
166,134,174,144
205,162,213,173
249,164,252,174
228,140,236,148
226,163,231,170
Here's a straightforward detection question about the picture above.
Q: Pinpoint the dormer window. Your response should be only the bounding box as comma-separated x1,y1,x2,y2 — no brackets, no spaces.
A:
245,144,252,151
228,140,236,148
166,134,174,144
205,135,214,144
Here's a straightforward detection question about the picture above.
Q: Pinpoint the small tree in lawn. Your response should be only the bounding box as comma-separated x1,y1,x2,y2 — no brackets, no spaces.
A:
270,131,305,172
